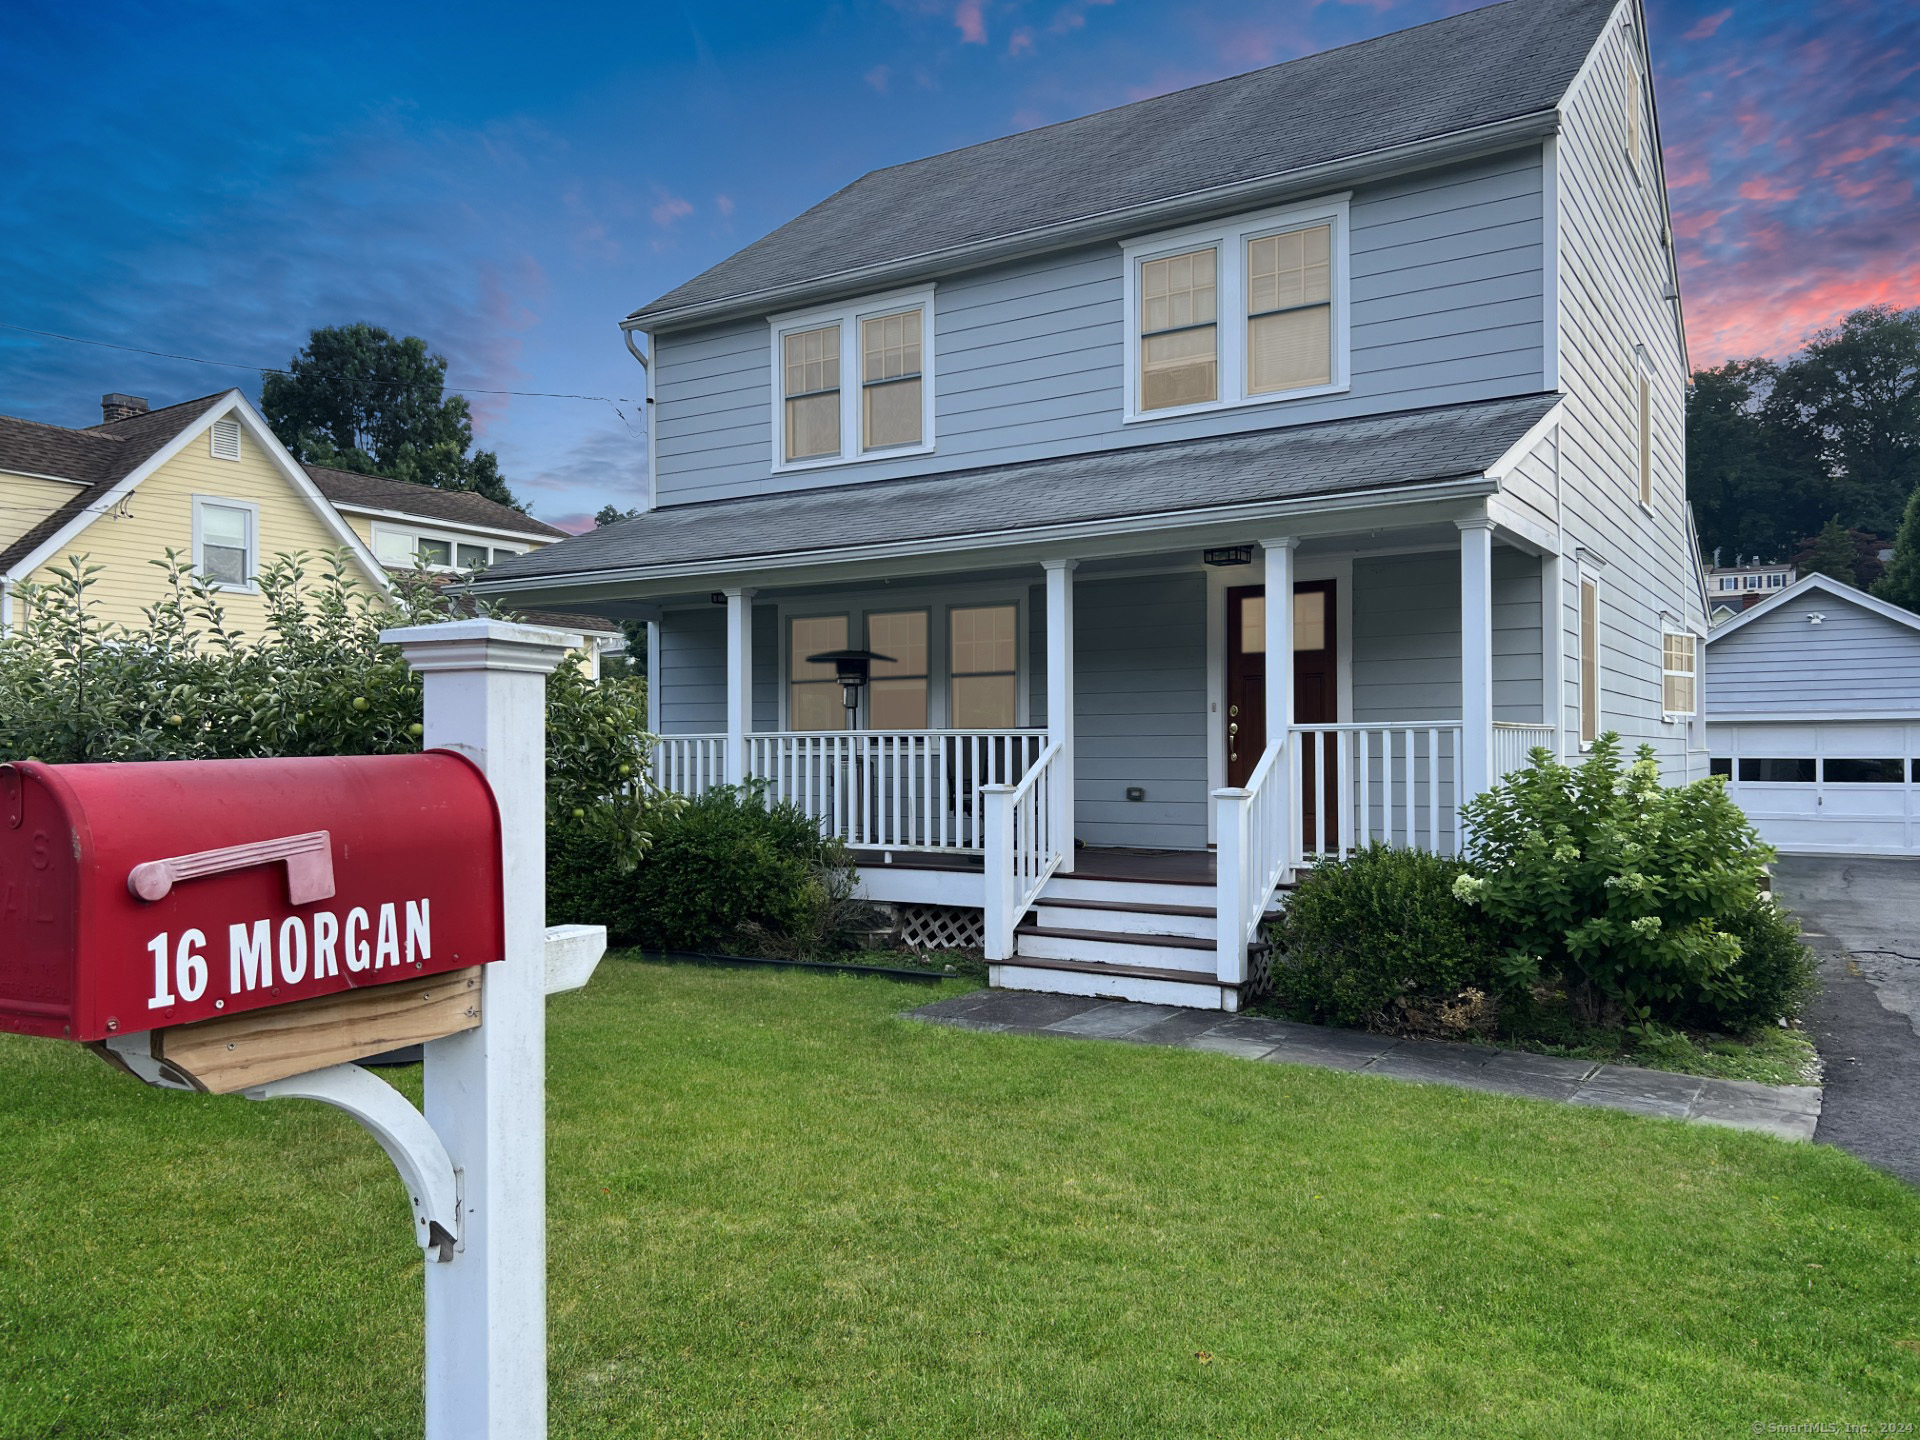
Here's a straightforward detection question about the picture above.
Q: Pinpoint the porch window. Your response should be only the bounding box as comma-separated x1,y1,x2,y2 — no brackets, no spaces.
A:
866,610,929,729
949,604,1017,727
861,310,923,452
782,324,841,462
1246,224,1332,395
1661,631,1696,716
1138,247,1217,411
789,614,849,730
1579,578,1600,745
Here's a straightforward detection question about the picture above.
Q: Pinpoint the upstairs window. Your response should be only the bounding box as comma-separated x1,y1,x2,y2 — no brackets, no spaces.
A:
371,522,521,573
1124,197,1349,422
782,324,841,462
1139,248,1217,411
1662,632,1697,716
193,497,256,589
770,289,935,470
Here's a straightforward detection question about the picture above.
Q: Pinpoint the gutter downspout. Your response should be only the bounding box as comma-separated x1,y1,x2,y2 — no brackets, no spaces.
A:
618,319,657,514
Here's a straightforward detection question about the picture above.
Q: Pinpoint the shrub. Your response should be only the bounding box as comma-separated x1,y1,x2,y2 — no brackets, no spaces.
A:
1456,735,1774,1026
620,784,864,956
1270,844,1501,1032
1686,893,1818,1035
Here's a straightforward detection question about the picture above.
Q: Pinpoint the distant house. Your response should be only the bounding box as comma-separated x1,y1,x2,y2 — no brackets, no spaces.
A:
1706,572,1920,856
1706,560,1795,625
0,390,619,663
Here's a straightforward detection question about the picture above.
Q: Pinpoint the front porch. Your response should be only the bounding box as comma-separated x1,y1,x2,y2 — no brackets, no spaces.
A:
650,521,1560,1011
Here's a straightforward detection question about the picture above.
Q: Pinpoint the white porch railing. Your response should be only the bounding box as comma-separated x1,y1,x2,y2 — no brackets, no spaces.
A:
982,740,1064,961
654,735,725,799
1288,723,1466,860
1214,738,1291,989
1493,722,1557,779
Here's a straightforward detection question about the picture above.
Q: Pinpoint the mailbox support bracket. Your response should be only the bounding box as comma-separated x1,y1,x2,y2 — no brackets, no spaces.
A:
244,1063,462,1261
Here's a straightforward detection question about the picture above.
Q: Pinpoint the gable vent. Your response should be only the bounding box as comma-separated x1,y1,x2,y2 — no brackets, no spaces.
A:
210,419,242,461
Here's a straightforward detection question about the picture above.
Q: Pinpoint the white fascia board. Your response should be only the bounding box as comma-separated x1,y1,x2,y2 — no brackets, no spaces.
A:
467,474,1497,600
226,404,393,595
329,501,559,548
1705,572,1920,644
632,112,1561,335
1481,402,1564,484
5,391,246,583
0,467,91,487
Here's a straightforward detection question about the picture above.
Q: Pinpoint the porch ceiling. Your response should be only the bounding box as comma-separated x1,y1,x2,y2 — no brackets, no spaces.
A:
473,392,1557,607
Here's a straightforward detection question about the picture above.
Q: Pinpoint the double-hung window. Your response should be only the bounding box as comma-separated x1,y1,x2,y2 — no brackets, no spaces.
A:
788,614,850,731
771,288,934,470
193,497,256,589
867,610,929,729
1662,631,1697,717
949,604,1018,728
1124,198,1349,421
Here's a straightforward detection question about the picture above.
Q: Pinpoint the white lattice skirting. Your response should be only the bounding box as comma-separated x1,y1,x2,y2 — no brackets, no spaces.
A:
896,904,986,953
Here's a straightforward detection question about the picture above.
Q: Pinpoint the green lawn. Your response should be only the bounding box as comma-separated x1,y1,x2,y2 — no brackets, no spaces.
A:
3,958,1916,1438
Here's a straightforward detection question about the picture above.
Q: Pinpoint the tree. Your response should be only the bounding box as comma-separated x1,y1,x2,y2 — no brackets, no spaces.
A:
591,505,647,677
594,504,641,527
1874,483,1920,614
1798,517,1859,587
261,324,525,511
1686,359,1820,559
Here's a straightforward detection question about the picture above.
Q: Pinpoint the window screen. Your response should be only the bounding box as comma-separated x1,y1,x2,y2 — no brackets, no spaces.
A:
199,503,250,585
949,605,1017,728
1139,248,1217,411
1246,224,1332,395
866,610,928,729
861,310,923,451
783,324,841,461
789,615,849,731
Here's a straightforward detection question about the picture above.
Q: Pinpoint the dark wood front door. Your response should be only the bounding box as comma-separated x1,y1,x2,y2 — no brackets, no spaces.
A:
1226,581,1338,843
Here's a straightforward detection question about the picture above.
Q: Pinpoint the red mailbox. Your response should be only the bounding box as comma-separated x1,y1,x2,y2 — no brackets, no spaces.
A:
0,753,504,1042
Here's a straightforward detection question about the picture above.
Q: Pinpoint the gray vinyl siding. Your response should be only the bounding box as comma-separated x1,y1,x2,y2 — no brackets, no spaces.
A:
653,148,1547,507
655,603,775,733
1707,597,1920,717
1350,547,1542,725
1548,15,1706,779
1073,573,1209,849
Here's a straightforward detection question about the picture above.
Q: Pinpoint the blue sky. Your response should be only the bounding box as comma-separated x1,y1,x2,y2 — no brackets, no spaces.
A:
3,0,1914,530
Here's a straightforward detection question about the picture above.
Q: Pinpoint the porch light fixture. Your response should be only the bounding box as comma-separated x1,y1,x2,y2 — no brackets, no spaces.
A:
806,647,896,728
1204,546,1254,567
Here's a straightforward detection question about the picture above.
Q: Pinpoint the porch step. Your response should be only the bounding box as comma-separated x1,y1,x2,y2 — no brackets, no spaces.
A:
1041,874,1218,910
989,958,1236,1012
1033,896,1286,941
1013,924,1215,973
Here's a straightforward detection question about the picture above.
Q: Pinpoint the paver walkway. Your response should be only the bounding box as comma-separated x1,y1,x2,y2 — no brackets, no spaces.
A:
911,990,1822,1141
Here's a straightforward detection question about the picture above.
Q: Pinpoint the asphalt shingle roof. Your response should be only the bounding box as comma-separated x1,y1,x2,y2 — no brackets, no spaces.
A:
0,393,229,574
630,0,1613,326
304,465,567,540
478,393,1558,587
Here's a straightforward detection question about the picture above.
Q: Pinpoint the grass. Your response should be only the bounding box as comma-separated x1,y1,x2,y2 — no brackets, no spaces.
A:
2,956,1916,1438
1495,1012,1822,1086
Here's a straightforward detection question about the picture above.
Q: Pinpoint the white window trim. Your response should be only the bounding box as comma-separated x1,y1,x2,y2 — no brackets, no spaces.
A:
1660,626,1698,722
1577,569,1601,750
767,284,937,475
773,584,1030,730
369,520,524,573
1633,346,1655,515
191,495,260,593
1121,194,1352,426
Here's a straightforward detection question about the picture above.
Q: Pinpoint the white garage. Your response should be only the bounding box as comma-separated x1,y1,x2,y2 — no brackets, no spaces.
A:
1706,574,1920,856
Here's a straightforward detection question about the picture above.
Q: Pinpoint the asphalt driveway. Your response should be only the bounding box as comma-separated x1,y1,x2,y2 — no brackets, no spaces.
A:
1770,855,1920,1185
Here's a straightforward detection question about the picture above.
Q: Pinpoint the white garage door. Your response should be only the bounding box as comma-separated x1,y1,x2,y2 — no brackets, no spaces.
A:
1707,720,1920,855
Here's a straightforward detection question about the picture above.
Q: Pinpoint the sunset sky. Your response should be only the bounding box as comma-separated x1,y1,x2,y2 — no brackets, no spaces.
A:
3,0,1914,530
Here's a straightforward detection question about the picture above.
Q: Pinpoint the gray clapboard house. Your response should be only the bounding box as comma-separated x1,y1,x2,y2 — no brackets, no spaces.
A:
1707,573,1920,856
478,0,1709,1009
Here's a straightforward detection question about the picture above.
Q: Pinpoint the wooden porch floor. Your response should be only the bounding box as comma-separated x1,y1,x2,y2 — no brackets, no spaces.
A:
851,844,1218,886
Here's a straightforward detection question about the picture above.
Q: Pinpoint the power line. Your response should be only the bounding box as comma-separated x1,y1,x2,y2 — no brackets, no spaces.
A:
0,322,641,405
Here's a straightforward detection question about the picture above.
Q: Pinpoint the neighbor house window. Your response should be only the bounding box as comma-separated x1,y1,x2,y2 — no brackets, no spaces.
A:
771,290,935,468
1138,247,1218,411
1246,223,1332,395
782,324,841,462
788,614,849,731
1662,631,1696,716
949,604,1017,728
1580,578,1600,745
866,610,929,729
861,311,923,451
193,497,256,589
370,523,520,572
1125,199,1348,420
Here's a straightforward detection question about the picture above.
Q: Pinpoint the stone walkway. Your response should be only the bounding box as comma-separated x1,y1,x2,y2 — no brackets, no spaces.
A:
910,990,1823,1141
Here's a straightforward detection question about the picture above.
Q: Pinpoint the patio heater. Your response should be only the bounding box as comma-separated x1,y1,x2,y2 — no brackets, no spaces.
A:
806,647,896,731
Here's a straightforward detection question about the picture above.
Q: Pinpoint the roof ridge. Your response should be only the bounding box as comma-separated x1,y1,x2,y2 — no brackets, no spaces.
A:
857,0,1541,183
84,390,234,432
0,412,130,445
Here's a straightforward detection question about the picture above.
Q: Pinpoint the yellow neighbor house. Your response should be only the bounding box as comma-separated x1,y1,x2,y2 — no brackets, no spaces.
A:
0,389,580,641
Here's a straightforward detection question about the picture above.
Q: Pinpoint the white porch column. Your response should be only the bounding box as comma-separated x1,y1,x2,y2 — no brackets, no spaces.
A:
1259,537,1298,742
1043,559,1076,873
723,588,755,784
384,617,579,1440
1459,519,1495,797
645,619,661,735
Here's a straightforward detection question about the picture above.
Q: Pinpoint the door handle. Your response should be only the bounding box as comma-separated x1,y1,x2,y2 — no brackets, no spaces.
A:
1229,723,1239,736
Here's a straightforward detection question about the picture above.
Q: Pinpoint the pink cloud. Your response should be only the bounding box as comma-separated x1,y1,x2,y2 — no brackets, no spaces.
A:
649,190,693,228
1737,176,1801,202
1682,8,1732,41
865,64,891,93
714,193,735,217
954,0,986,44
545,512,597,536
1047,0,1113,35
1687,263,1920,367
1008,26,1034,57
